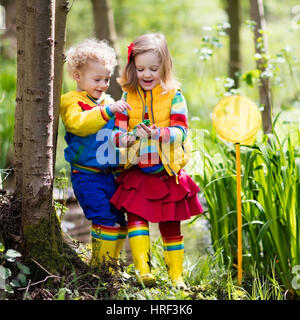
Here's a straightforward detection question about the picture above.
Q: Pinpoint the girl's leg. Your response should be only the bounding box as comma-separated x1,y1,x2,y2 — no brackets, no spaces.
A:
158,221,181,238
159,221,186,289
127,213,156,286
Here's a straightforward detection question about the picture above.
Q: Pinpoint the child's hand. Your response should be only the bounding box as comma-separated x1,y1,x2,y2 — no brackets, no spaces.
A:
119,134,136,147
136,124,159,139
109,100,132,114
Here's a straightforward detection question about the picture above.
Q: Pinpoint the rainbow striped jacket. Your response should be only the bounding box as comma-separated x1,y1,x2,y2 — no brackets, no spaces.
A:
112,84,190,176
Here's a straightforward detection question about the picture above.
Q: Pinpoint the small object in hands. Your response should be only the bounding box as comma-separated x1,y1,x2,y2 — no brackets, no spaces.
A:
127,119,151,137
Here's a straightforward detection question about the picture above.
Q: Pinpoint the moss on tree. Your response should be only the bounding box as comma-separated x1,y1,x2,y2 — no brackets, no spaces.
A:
23,213,72,275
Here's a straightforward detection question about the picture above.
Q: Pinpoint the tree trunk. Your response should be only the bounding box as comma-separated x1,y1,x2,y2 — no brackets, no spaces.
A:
91,0,122,100
227,0,241,88
13,0,68,274
250,0,272,133
53,0,70,175
14,0,25,195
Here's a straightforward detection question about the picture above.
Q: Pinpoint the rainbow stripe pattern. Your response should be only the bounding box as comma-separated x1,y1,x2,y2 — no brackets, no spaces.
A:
163,235,184,252
118,226,128,241
91,224,119,241
128,221,149,239
112,89,188,174
72,163,105,173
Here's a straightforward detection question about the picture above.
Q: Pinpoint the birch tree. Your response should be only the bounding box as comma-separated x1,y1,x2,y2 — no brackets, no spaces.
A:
13,0,72,274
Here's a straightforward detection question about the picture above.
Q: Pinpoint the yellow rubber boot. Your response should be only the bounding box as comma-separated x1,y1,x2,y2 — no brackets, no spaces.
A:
163,235,187,289
90,224,119,267
128,221,156,286
114,225,128,260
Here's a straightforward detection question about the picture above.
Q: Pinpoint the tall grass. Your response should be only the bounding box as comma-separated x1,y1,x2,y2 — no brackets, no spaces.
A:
191,120,300,295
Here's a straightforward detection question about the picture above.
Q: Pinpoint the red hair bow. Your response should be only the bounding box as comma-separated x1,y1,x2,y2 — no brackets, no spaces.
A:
127,43,134,64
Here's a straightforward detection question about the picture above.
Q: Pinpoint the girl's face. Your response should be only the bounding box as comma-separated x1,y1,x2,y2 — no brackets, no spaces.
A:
74,60,111,99
135,51,162,91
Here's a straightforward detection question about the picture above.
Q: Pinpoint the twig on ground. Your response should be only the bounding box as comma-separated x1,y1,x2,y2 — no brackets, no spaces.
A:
31,258,57,276
17,275,61,291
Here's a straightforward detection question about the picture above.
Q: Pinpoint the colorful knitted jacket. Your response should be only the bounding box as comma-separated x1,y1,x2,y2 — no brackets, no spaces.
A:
112,84,190,176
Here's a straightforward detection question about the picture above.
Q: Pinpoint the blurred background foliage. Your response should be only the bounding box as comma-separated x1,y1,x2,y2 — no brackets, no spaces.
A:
1,0,300,172
62,0,300,174
1,0,300,297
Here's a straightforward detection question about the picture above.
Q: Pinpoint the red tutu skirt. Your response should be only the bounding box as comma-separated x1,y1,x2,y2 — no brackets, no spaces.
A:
110,167,203,223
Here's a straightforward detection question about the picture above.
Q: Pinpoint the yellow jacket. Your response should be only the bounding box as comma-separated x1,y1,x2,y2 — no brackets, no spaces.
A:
124,85,190,176
60,90,114,137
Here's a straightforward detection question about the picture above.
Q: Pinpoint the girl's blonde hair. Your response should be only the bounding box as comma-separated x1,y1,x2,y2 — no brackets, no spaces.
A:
66,38,117,77
118,33,180,92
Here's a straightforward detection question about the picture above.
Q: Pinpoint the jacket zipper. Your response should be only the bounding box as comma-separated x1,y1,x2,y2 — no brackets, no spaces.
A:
136,86,145,121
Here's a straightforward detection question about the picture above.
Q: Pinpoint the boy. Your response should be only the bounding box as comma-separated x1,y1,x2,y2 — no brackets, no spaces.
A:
60,38,131,267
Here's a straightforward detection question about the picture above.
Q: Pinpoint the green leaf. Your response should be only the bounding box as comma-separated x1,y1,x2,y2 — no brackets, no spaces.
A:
16,261,30,275
17,273,27,286
10,279,21,288
0,265,11,280
254,219,275,248
4,284,14,294
5,249,22,262
241,69,260,87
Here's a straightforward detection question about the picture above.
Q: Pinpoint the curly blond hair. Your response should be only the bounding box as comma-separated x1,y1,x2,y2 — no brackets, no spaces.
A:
66,38,117,77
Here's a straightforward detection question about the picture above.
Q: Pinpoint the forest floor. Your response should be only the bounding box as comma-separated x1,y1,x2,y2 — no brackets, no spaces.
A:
1,187,214,300
2,187,295,301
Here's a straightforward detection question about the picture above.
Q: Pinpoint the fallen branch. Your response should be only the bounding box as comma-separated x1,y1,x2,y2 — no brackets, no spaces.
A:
17,275,61,291
31,257,58,277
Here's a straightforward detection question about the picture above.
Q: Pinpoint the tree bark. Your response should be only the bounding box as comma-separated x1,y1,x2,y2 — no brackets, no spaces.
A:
22,0,55,226
91,0,122,100
53,0,70,175
13,0,26,195
226,0,241,88
13,0,68,274
250,0,272,133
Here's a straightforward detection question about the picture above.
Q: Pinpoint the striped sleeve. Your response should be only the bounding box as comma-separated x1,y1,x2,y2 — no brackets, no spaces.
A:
157,90,188,143
100,105,114,122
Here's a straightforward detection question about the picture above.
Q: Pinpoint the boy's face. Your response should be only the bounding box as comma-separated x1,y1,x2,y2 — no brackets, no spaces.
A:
135,51,162,91
74,60,112,99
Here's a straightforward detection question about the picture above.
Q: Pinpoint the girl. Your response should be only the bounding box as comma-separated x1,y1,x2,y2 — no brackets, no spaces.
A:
111,33,203,288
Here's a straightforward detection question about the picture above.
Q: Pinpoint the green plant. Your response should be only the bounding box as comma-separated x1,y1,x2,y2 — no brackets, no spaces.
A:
0,57,16,170
0,242,30,297
191,117,300,295
54,168,69,222
246,262,286,300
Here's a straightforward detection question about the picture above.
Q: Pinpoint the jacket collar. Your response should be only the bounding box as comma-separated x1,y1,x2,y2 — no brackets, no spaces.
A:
135,84,164,97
